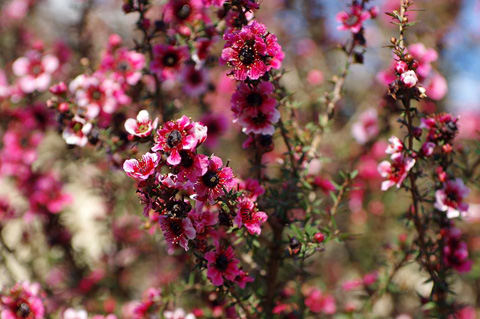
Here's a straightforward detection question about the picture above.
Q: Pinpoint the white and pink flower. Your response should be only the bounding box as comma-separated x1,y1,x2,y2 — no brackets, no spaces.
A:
13,51,59,93
435,178,470,218
351,108,380,144
123,152,159,181
378,153,415,191
400,70,418,88
62,116,92,147
125,110,158,138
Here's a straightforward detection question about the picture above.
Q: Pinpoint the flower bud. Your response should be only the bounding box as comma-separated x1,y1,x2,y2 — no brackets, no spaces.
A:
400,70,418,88
314,232,325,243
395,61,408,74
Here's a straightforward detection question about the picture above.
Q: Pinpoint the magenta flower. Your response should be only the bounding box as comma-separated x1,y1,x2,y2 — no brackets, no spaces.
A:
163,0,206,25
0,282,44,319
176,151,209,182
123,152,159,181
435,178,470,218
150,45,189,80
152,116,205,166
443,227,473,273
336,4,370,34
188,209,218,234
304,288,336,314
159,215,196,251
237,178,265,201
125,110,158,138
222,21,283,81
421,142,436,157
180,65,209,97
234,197,267,235
12,51,59,94
202,0,224,7
204,243,241,286
351,108,380,144
194,156,235,203
199,112,229,149
231,81,277,118
234,270,254,289
236,108,280,135
100,45,145,86
378,153,416,191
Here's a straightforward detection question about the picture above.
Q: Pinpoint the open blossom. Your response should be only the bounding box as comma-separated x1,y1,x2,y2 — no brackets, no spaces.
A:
304,288,336,314
205,243,241,286
181,65,209,97
62,116,92,147
200,112,229,149
123,152,159,181
385,136,404,155
378,153,416,191
231,81,277,118
222,21,283,81
69,73,130,119
351,108,380,144
443,227,473,273
125,110,158,138
194,156,235,203
159,215,196,251
176,151,208,182
100,44,145,86
400,70,418,88
13,51,59,93
336,4,370,34
164,308,196,319
435,178,470,218
234,197,267,235
153,116,206,165
0,282,44,319
150,44,189,80
188,209,217,234
163,0,206,25
236,108,280,135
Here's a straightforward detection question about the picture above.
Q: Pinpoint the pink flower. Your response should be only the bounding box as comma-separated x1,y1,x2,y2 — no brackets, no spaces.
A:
125,110,158,138
231,81,277,118
312,176,336,194
236,108,280,135
234,197,267,235
336,4,370,34
69,73,130,119
420,113,458,144
13,51,59,93
133,288,162,319
181,65,209,97
205,243,241,286
164,308,196,319
435,178,470,218
100,45,145,86
378,153,415,191
443,227,473,273
150,45,189,80
425,73,448,101
449,307,476,319
0,69,11,99
400,70,418,88
163,0,206,25
123,152,159,181
304,288,336,314
153,116,205,165
395,61,409,74
194,156,235,203
63,309,88,319
351,108,380,144
385,136,404,155
307,69,324,85
176,151,209,182
188,209,218,234
159,215,196,251
407,43,438,79
62,116,93,147
222,21,283,81
0,282,44,319
421,142,435,157
237,178,265,201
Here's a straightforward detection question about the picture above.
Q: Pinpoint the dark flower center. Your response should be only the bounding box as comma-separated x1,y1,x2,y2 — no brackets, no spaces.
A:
239,46,256,66
163,53,179,67
166,130,182,148
168,218,184,236
345,15,359,26
188,70,203,84
16,302,31,318
167,200,191,218
180,150,194,168
246,92,263,107
251,112,267,124
446,190,459,204
176,3,192,20
117,61,130,72
202,170,220,188
215,254,229,271
259,134,273,147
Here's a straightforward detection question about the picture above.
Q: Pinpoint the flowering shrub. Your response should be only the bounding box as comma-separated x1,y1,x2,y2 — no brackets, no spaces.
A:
0,0,479,318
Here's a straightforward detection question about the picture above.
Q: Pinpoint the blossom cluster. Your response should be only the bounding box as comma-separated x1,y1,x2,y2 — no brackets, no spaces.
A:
123,113,266,287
